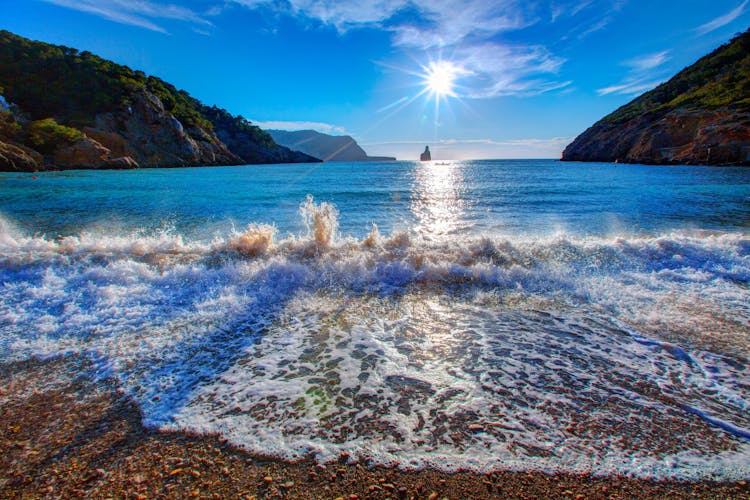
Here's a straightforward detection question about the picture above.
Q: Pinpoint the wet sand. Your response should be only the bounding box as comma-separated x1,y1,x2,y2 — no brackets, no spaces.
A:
1,356,747,499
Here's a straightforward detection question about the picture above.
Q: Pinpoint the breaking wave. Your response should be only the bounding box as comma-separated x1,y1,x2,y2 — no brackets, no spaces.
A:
0,196,749,479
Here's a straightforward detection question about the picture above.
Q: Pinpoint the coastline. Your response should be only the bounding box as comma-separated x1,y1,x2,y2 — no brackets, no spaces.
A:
2,356,746,499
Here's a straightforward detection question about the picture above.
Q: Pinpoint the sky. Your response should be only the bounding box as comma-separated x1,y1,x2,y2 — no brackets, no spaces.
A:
1,1,749,160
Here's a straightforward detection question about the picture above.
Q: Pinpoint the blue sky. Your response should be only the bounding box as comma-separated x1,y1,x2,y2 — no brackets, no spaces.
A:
2,1,749,159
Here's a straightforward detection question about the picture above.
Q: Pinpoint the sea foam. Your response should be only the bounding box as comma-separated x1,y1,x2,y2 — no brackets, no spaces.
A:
0,197,749,479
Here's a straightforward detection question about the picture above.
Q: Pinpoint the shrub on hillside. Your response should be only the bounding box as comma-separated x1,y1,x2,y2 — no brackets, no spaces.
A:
26,118,82,154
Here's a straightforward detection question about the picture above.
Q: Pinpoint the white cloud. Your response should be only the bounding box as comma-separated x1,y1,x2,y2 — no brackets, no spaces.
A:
362,137,573,160
624,50,671,71
231,0,571,98
596,80,662,96
597,49,670,96
696,0,748,35
570,0,595,16
551,0,597,23
38,0,212,33
454,42,568,98
253,120,347,134
231,0,530,44
575,16,611,39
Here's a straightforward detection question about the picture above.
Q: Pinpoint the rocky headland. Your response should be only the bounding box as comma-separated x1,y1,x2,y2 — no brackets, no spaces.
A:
563,29,750,166
0,30,319,171
269,129,396,162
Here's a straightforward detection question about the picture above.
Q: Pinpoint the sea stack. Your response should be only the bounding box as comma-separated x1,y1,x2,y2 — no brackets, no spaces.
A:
420,145,431,161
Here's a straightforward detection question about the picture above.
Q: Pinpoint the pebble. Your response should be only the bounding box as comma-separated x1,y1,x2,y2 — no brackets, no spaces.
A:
428,493,439,500
283,481,294,488
263,476,273,484
468,424,484,432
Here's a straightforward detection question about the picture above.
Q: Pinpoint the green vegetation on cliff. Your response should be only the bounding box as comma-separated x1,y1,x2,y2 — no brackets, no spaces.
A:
0,30,317,170
26,118,83,154
0,30,211,131
603,29,750,125
201,105,276,149
563,29,750,166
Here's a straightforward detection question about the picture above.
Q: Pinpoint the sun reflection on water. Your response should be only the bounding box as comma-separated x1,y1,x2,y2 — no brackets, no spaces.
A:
410,161,468,239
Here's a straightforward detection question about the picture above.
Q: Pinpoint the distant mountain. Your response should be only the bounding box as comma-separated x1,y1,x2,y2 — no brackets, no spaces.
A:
0,30,319,171
268,129,395,162
562,29,750,166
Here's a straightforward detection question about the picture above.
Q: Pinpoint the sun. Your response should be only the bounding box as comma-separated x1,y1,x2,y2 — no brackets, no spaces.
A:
424,60,459,98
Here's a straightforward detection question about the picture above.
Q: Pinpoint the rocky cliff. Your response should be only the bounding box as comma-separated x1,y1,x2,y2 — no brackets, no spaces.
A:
0,30,318,171
268,129,395,162
562,29,750,166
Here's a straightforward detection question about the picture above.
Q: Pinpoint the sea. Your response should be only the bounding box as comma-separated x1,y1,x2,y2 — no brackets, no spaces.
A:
1,159,749,479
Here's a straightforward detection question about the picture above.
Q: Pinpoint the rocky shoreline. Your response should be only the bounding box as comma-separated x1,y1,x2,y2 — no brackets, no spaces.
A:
562,29,750,167
0,88,319,172
1,355,747,499
0,30,320,172
562,107,750,166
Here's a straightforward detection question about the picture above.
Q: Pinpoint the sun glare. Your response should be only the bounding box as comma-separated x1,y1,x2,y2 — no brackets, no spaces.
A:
425,60,459,97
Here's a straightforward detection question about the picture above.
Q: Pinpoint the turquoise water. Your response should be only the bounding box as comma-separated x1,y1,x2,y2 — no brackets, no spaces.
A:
1,159,749,478
2,160,749,238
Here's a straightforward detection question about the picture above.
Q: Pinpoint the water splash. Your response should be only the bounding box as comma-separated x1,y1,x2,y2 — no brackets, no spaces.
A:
0,198,749,479
300,194,339,249
227,223,276,257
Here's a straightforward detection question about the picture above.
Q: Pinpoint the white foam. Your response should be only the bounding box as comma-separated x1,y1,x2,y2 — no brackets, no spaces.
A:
0,198,749,479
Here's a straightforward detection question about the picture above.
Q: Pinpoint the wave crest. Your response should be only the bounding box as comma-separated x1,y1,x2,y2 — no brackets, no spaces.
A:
1,197,749,479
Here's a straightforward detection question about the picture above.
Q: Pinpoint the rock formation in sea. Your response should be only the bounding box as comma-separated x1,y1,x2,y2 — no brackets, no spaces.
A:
562,29,750,166
0,30,319,171
268,129,396,162
420,146,431,161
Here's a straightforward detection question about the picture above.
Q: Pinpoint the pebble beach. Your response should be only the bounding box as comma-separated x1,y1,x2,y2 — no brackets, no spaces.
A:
2,356,747,499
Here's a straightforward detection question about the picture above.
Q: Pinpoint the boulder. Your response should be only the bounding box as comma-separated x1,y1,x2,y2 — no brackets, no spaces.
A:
0,140,43,171
105,156,139,169
53,136,111,168
82,127,138,160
